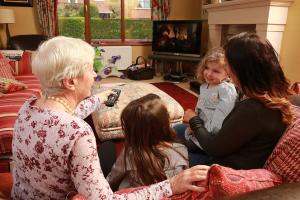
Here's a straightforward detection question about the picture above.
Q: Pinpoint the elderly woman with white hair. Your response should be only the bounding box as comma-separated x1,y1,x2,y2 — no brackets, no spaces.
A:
11,36,208,200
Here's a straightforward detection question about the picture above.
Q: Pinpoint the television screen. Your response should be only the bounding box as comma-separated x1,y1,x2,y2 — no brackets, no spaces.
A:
152,20,202,57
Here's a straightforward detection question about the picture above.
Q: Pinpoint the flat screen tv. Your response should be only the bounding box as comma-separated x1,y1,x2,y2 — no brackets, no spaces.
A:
152,20,202,57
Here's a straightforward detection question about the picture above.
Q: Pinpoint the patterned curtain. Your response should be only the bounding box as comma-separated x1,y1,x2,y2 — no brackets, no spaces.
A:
151,0,170,20
35,0,56,38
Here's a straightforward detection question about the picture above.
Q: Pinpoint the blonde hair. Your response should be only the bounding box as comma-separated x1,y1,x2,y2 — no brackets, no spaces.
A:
197,47,227,82
32,36,95,97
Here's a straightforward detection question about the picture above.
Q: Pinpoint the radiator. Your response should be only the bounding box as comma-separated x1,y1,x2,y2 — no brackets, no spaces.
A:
100,46,132,70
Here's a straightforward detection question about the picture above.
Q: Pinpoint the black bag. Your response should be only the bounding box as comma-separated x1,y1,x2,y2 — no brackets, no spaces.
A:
127,56,154,80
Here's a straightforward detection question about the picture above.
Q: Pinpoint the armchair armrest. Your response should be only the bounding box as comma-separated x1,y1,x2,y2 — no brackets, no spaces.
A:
166,164,282,200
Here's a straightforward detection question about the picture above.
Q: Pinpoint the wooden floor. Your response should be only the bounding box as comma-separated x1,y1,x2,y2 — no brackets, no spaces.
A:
100,75,198,97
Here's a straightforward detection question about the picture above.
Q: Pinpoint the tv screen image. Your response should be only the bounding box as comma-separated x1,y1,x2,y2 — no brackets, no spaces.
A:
152,20,202,57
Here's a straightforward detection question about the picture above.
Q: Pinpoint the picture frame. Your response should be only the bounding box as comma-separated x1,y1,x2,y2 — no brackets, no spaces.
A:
0,0,33,7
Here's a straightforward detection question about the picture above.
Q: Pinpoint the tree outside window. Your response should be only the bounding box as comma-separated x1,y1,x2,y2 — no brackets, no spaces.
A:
57,0,152,45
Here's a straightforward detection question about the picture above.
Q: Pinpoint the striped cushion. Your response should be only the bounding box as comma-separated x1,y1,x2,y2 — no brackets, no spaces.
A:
264,105,300,182
0,100,24,155
0,159,12,173
0,75,40,156
15,74,38,81
0,89,40,101
8,51,32,75
0,57,15,80
0,77,27,94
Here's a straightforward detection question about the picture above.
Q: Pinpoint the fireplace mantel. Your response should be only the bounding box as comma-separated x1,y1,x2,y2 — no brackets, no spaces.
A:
204,0,294,55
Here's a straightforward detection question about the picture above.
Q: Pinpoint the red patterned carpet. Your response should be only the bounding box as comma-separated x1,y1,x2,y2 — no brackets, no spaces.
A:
152,82,197,111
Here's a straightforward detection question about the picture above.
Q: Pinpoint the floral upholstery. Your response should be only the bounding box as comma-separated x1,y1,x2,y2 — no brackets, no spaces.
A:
91,82,184,141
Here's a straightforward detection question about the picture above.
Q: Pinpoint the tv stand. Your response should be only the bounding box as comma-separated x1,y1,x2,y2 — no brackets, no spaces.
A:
148,54,202,75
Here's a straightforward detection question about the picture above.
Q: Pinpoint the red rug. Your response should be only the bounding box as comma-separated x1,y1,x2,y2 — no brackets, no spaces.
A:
152,82,197,111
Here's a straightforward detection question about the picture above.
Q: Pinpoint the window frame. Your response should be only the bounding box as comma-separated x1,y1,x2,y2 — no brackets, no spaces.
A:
74,0,151,46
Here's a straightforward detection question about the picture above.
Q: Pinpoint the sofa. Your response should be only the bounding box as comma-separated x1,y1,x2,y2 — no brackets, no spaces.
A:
7,34,48,51
0,51,41,173
1,50,300,199
68,101,300,200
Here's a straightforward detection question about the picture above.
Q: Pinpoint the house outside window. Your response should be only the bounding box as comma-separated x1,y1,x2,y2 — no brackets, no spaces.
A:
137,0,150,8
57,0,152,45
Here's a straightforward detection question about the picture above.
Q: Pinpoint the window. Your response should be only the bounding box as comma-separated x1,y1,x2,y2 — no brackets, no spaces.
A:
57,0,152,45
137,0,150,8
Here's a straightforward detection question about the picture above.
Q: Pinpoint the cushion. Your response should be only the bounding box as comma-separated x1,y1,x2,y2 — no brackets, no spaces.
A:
264,105,300,183
0,57,15,80
8,51,33,75
0,100,25,156
91,82,184,141
164,164,282,200
202,164,283,199
0,92,41,158
0,172,12,199
0,77,27,94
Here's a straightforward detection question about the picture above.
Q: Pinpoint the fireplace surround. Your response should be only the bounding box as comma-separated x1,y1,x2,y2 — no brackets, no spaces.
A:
203,0,294,55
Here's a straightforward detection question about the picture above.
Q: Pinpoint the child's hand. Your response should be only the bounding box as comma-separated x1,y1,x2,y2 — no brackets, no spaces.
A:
186,127,192,135
183,109,197,123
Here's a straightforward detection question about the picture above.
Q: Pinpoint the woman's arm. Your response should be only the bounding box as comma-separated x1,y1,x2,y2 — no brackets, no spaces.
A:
106,150,126,191
205,83,238,133
70,125,208,199
190,100,263,157
73,90,112,119
73,95,101,119
70,125,173,200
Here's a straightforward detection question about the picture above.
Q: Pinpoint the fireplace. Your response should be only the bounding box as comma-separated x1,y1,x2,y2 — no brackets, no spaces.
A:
203,0,294,56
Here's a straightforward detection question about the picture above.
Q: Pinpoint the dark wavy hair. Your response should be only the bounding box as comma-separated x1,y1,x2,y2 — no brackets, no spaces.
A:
223,32,294,124
121,93,185,185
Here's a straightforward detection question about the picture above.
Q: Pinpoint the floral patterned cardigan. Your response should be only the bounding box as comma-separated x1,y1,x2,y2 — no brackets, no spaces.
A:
11,95,172,200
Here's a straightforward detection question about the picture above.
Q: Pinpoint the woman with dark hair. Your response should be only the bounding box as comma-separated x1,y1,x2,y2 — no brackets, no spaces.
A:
178,32,300,169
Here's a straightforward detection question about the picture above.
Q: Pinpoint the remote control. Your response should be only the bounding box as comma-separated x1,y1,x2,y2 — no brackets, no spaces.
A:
105,89,121,107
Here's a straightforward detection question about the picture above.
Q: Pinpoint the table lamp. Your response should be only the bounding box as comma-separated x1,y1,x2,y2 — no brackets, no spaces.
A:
0,9,16,48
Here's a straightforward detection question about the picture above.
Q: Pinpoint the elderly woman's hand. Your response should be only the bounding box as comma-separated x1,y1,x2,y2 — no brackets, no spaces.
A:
169,165,210,195
97,89,114,103
183,109,197,123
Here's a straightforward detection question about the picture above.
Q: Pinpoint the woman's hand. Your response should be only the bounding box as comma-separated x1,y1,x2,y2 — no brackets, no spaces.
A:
169,165,210,194
97,89,113,103
183,109,197,123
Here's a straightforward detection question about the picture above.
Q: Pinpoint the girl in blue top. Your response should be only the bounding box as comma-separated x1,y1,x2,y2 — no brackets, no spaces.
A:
178,47,238,165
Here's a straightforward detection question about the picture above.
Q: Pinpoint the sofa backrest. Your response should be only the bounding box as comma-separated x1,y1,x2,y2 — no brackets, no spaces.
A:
7,34,48,51
264,105,300,183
